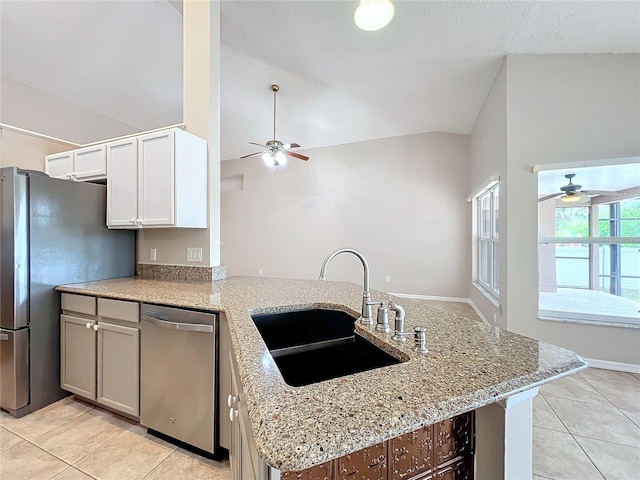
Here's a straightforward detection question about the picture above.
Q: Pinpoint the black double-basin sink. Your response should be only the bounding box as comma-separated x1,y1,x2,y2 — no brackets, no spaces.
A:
251,309,402,387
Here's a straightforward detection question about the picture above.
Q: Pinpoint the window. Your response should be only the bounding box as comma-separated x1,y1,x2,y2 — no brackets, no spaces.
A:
537,162,640,327
477,183,499,298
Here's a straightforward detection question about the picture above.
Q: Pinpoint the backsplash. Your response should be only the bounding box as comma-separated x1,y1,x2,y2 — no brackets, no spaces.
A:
137,263,226,282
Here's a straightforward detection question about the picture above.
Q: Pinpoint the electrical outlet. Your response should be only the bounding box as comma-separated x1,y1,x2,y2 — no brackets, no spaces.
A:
385,276,391,283
187,247,203,262
150,248,156,261
258,269,263,275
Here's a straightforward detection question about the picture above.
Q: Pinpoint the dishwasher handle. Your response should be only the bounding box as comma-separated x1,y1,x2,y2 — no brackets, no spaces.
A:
143,314,214,333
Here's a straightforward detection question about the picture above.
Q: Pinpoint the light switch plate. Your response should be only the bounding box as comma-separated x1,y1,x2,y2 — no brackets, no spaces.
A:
187,247,203,262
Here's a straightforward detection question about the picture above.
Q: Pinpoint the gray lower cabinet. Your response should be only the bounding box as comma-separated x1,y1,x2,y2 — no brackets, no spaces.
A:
60,293,140,417
229,348,272,480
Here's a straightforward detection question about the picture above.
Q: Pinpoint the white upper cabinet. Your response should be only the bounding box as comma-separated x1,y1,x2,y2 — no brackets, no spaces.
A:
106,128,207,229
106,138,138,228
46,145,106,181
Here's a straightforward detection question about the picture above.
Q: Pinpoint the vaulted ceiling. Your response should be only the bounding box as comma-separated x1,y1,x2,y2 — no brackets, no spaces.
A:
1,1,639,160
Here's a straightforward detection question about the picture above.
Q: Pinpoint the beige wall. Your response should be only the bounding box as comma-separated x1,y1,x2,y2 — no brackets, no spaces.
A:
221,132,471,296
475,54,640,364
469,61,507,327
0,128,75,171
1,77,138,144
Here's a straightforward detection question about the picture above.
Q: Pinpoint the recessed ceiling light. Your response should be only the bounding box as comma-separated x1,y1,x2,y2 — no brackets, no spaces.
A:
354,0,395,31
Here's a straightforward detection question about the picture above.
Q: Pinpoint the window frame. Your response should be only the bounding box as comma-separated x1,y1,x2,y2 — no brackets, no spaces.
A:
471,179,500,302
476,182,500,299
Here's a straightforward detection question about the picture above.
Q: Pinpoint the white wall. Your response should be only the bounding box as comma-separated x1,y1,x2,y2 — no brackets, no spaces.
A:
469,61,507,327
504,54,640,364
221,132,471,296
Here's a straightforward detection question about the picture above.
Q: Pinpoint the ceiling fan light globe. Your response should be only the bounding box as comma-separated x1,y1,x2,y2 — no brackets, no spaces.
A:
560,193,583,203
354,0,395,31
275,151,286,166
262,152,275,167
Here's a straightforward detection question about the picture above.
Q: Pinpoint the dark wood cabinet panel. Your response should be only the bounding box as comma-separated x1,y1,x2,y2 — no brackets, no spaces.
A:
281,461,333,480
390,424,435,480
433,456,473,480
434,412,474,466
279,411,474,480
335,442,388,480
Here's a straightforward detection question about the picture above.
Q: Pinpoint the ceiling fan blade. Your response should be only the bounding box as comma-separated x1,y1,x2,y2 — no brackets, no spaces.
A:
239,152,262,159
284,151,309,161
284,143,301,149
581,190,623,196
248,142,267,148
538,193,562,203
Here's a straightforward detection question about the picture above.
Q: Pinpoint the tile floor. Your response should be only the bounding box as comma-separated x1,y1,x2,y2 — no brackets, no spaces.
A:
0,398,230,480
533,367,640,480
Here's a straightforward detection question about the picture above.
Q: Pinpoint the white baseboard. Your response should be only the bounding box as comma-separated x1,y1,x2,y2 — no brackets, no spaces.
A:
583,358,640,374
390,293,469,303
391,293,491,326
468,300,490,326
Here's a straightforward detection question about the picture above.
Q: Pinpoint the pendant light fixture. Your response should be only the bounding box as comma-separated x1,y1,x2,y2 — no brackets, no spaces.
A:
354,0,395,31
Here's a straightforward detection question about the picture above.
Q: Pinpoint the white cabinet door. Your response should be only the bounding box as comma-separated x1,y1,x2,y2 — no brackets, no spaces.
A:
138,130,175,227
97,321,139,416
60,314,96,399
74,145,106,181
107,138,139,228
45,152,74,179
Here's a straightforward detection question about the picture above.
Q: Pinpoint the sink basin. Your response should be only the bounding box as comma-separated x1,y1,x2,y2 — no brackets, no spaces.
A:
251,309,402,387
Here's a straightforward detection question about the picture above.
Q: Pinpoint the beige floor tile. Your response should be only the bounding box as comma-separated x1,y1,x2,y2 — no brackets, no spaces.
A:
0,426,28,455
534,395,567,433
540,374,611,406
144,448,231,480
533,427,604,480
575,436,640,480
0,441,69,480
580,368,640,387
0,397,94,441
587,379,640,412
632,373,640,382
33,407,134,464
52,466,95,480
545,396,640,448
73,425,176,480
533,476,553,480
622,409,640,428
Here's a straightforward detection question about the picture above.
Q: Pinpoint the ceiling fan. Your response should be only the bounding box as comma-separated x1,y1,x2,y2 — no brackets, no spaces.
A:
240,84,309,167
538,173,622,203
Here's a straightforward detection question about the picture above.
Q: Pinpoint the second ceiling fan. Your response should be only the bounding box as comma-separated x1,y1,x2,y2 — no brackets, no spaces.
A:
241,84,309,167
538,173,622,203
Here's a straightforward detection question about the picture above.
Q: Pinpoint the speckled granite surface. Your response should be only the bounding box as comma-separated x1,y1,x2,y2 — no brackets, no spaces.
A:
136,263,227,281
56,276,586,471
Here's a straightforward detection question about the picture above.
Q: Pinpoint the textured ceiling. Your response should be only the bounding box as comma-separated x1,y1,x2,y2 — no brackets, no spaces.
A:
1,1,639,159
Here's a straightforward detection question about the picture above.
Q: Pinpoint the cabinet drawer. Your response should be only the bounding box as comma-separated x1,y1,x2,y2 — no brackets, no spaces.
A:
61,293,96,316
98,298,139,324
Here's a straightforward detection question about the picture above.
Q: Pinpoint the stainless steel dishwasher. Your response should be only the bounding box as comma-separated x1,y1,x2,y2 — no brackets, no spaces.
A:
140,304,218,454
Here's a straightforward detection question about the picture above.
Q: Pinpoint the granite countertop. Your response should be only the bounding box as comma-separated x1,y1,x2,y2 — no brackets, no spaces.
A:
57,276,587,472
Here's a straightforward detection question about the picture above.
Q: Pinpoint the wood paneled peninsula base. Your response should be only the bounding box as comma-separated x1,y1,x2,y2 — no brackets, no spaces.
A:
281,411,474,480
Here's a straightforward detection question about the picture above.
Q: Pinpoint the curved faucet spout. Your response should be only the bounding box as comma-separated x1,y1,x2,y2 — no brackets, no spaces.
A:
318,247,373,325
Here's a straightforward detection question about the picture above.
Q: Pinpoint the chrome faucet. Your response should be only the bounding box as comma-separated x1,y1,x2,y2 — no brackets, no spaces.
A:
318,247,374,325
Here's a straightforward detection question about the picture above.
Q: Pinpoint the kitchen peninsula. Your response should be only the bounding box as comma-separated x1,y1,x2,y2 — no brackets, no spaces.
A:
57,276,587,479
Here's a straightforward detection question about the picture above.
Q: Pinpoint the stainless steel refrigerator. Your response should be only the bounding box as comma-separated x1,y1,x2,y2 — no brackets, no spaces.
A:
0,166,135,417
